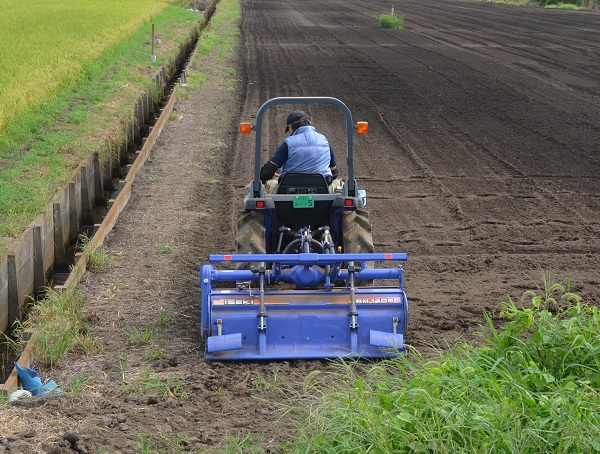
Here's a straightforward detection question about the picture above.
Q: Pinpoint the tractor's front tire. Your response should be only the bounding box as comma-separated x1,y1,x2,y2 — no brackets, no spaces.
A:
342,209,374,285
235,210,266,270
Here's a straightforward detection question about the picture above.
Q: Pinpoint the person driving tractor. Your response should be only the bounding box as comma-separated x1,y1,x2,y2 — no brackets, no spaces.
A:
259,110,339,190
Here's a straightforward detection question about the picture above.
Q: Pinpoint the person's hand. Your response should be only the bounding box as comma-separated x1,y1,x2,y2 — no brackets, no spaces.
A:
260,160,279,183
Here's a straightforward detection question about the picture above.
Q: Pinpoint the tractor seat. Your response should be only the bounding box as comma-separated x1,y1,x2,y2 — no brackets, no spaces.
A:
276,172,329,195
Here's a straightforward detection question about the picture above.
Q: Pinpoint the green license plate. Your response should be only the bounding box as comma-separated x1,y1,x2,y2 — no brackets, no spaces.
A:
293,195,314,208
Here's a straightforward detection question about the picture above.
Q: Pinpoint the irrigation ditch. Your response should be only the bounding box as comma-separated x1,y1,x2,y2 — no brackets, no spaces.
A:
0,0,219,394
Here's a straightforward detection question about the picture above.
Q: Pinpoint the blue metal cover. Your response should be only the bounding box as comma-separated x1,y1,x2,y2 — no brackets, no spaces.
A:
200,251,409,360
203,288,407,360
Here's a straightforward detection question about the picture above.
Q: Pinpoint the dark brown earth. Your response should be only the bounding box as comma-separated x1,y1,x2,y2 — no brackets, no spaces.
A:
2,0,600,452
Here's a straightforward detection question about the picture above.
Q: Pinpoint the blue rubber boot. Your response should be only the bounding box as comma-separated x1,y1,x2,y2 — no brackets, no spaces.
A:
14,363,62,396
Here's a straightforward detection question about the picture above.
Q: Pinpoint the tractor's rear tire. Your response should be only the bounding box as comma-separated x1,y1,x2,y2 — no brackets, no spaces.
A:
342,209,374,285
235,210,266,270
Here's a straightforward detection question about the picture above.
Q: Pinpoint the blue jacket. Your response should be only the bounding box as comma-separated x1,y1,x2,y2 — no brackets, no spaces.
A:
273,126,335,179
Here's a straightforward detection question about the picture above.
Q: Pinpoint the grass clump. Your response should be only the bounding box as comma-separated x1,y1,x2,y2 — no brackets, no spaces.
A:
156,242,173,254
78,233,113,273
123,326,155,346
136,433,190,454
16,287,95,367
545,2,585,8
141,369,188,399
379,12,404,29
291,276,600,453
490,0,596,8
159,306,171,326
122,367,188,399
145,347,168,360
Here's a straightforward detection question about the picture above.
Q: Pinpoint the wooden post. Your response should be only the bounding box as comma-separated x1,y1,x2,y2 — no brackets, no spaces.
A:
151,24,156,62
7,255,19,328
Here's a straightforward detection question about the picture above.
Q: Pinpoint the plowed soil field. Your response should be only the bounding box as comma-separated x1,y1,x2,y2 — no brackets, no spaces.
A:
2,0,599,452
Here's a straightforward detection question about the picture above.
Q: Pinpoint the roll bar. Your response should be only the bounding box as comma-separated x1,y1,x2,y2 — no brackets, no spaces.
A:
248,97,360,198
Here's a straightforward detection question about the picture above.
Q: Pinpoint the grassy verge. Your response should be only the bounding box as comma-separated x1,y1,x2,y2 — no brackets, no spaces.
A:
290,275,600,453
0,1,202,255
185,0,241,88
544,2,587,8
488,0,596,9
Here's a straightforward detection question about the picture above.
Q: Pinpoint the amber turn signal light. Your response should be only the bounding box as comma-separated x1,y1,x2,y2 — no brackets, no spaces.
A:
356,121,368,134
240,122,253,134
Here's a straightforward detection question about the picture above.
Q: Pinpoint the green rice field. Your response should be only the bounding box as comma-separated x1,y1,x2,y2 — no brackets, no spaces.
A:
0,0,178,131
0,0,199,254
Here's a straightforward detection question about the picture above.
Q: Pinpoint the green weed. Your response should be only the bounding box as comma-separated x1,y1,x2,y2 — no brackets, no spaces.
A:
159,307,171,326
65,373,89,394
141,369,188,399
145,348,168,360
136,433,188,454
168,111,182,121
156,242,173,254
546,2,584,8
18,287,95,367
117,352,128,380
252,375,272,392
290,275,600,453
212,387,229,398
176,85,190,101
157,433,187,449
137,435,163,454
221,433,268,454
123,326,155,346
252,366,282,392
78,233,113,273
379,12,404,29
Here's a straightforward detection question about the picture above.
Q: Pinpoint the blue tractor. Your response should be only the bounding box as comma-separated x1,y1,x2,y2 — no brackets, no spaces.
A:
200,97,409,360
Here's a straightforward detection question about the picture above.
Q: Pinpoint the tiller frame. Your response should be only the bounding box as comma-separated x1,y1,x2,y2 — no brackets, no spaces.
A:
201,252,409,360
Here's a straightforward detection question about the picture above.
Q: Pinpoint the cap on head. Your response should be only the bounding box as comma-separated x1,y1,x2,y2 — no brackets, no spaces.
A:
285,110,310,133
